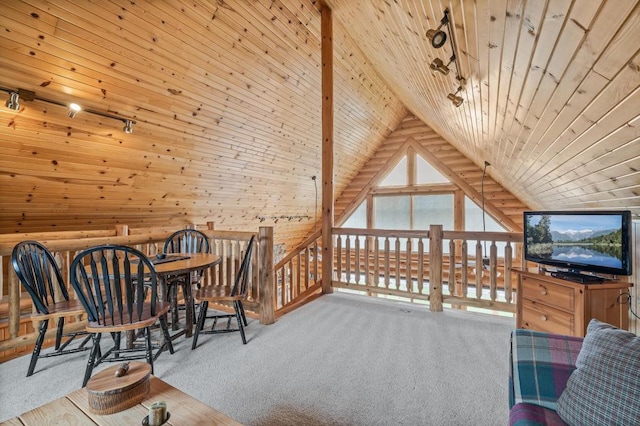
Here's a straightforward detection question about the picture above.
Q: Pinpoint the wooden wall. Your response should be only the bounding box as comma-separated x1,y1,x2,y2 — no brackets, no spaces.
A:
0,1,406,251
2,0,637,257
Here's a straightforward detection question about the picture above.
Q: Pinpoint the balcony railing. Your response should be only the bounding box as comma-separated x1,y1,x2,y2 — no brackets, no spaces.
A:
333,225,523,312
1,222,524,360
0,224,274,357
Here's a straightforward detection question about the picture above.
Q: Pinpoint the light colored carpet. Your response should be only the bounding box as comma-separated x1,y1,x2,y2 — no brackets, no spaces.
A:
0,293,515,425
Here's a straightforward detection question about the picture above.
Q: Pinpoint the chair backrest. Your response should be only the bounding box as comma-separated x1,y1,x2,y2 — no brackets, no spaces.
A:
163,229,210,254
230,236,255,298
70,245,159,326
12,241,69,314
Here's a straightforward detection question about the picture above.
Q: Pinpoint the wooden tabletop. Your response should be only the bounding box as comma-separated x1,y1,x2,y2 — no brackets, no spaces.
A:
2,376,242,425
151,253,221,276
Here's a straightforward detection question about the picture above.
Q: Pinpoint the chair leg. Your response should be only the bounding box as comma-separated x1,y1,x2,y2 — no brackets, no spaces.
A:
54,317,64,350
27,319,49,377
238,301,248,326
234,301,247,344
158,314,174,355
83,334,101,387
170,283,179,330
114,332,122,359
191,301,208,350
145,327,154,375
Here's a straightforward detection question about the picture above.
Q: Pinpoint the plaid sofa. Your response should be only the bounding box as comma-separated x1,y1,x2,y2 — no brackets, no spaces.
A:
508,329,584,426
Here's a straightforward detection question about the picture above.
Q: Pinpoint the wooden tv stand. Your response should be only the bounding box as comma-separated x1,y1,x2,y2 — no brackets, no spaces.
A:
515,270,632,337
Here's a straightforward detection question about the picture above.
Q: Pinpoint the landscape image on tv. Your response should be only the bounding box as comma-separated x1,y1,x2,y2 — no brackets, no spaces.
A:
525,214,624,269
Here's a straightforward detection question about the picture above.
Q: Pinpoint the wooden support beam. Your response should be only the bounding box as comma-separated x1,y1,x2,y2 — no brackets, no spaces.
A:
321,3,334,294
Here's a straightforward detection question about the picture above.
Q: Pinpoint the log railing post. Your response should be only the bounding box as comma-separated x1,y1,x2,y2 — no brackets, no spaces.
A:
429,225,443,312
8,269,20,338
115,224,129,236
259,226,275,325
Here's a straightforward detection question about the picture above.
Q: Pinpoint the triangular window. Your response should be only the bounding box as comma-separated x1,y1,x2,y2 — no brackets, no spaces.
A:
379,157,407,186
341,201,366,228
416,155,448,184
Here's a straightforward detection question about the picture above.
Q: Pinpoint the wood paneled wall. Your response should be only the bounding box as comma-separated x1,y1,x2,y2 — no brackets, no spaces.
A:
0,1,406,251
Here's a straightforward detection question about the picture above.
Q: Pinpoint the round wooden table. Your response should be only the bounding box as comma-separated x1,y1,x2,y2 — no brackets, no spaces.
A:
151,253,221,338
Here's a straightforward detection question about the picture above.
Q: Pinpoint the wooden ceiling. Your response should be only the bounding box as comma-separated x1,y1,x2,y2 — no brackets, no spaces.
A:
325,0,640,218
0,0,638,250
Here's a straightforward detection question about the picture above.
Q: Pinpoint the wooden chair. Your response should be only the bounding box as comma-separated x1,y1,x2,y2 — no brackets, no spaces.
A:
70,245,174,387
162,229,211,324
192,235,255,349
11,241,92,377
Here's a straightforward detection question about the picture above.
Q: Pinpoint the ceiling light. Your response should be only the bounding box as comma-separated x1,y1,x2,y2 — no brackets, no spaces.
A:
426,11,450,49
5,92,20,110
426,29,447,49
447,86,464,107
1,86,135,133
430,58,450,75
123,119,134,134
68,103,81,118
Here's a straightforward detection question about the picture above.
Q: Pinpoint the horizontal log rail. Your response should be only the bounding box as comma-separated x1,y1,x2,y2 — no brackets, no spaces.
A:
0,224,273,358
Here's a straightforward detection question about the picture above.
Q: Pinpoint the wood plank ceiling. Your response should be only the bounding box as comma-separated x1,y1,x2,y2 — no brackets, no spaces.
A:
325,0,640,218
0,0,639,251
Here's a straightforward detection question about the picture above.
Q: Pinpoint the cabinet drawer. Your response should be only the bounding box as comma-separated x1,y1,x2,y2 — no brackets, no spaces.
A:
521,301,574,335
521,277,574,312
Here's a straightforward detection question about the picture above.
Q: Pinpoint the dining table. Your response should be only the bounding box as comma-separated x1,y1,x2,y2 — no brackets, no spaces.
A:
149,253,221,339
84,252,221,348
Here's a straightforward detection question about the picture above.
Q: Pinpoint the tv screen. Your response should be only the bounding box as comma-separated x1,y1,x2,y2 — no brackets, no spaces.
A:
524,210,632,276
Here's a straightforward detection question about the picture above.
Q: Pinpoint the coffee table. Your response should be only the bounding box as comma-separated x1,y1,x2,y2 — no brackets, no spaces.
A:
0,375,241,425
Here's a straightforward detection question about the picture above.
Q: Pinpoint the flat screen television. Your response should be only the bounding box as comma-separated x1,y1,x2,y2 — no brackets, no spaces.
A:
524,210,633,278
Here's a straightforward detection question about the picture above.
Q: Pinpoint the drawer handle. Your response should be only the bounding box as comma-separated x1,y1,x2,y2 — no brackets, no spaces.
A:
540,289,547,295
541,315,547,321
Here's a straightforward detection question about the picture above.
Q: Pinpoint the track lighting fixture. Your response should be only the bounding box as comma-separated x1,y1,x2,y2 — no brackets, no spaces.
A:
5,91,20,110
123,119,134,134
430,57,451,75
426,11,450,49
1,86,135,133
427,9,467,106
447,86,464,107
68,103,81,118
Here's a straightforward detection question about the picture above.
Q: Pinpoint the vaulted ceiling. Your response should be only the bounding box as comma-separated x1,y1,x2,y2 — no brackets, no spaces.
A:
325,0,640,218
0,0,638,250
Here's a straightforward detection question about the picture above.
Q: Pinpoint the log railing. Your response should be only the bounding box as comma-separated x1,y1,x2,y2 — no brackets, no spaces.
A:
1,221,523,359
273,230,322,316
332,225,523,312
273,229,323,316
0,224,274,356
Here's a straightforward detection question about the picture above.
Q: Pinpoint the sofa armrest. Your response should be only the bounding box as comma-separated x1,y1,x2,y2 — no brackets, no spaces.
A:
509,329,583,411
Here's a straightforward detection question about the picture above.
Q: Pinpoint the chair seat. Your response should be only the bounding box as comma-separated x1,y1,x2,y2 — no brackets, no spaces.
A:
32,299,87,320
194,285,243,302
86,302,171,333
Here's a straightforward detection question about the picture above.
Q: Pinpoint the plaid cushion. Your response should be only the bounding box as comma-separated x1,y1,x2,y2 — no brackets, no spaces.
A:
509,329,583,411
509,403,567,426
556,319,640,426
